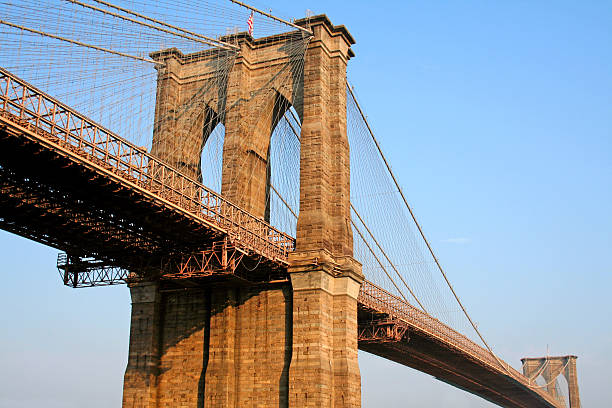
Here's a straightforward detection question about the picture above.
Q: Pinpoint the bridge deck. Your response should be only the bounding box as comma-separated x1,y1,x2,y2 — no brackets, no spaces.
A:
358,281,561,407
0,67,293,269
0,67,561,408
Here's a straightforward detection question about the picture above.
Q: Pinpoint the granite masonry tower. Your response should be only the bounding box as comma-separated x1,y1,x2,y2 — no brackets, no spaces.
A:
521,356,581,408
121,15,364,408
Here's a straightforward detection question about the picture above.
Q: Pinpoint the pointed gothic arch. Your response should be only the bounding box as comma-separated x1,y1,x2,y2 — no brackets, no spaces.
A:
267,100,301,235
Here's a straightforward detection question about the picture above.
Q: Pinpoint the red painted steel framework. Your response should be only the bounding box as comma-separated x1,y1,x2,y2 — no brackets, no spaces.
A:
0,67,562,408
0,67,293,262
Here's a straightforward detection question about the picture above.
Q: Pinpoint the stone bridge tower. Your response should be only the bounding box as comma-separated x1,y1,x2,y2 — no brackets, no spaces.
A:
521,355,581,407
122,15,364,408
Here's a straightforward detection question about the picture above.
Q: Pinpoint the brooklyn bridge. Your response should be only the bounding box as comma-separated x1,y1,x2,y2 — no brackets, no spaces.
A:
0,1,583,407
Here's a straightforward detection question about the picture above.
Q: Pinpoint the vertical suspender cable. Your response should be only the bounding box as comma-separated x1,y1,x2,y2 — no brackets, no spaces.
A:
350,203,427,312
346,82,505,365
282,108,427,313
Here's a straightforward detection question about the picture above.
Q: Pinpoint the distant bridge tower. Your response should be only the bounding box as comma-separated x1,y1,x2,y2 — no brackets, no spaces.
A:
521,355,581,407
122,15,363,408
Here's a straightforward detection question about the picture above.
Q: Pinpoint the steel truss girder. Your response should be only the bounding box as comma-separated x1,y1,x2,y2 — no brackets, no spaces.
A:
358,318,410,343
0,67,295,265
57,253,132,288
56,238,248,287
162,238,246,279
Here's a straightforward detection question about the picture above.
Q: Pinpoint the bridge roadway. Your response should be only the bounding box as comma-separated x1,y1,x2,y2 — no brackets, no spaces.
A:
0,68,561,408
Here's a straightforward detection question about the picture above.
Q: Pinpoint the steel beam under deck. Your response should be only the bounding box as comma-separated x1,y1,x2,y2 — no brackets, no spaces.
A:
0,120,284,283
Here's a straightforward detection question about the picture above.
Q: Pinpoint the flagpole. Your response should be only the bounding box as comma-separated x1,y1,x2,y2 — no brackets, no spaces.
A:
247,11,254,37
229,0,313,35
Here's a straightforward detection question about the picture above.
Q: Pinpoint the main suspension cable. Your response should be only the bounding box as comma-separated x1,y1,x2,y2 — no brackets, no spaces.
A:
0,19,159,64
90,0,239,50
346,81,501,362
279,108,425,311
63,0,228,49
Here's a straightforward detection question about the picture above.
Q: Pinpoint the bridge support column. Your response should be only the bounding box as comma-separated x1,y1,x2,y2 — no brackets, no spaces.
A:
125,13,362,408
123,283,210,408
566,356,581,408
123,282,162,408
288,251,363,408
122,282,293,408
287,15,362,408
202,285,293,407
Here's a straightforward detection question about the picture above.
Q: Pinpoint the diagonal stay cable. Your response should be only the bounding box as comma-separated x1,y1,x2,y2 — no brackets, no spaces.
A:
268,173,410,308
346,81,514,371
276,111,424,311
350,203,427,312
346,83,559,390
350,218,411,304
270,183,298,219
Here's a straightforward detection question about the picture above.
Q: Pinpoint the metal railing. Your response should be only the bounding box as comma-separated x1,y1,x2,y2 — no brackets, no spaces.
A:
0,67,295,263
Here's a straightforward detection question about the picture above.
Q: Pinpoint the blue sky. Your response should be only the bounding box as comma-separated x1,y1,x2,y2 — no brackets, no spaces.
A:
1,1,610,407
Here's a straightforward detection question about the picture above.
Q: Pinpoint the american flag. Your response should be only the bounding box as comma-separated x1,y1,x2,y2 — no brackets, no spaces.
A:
247,11,254,36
